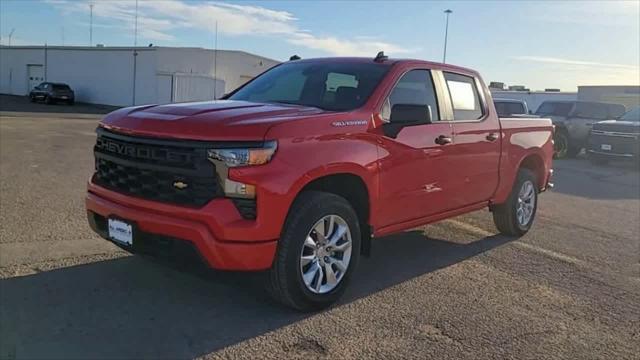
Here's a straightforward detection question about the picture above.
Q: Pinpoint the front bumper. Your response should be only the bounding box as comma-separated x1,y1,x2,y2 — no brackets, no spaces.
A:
86,182,279,271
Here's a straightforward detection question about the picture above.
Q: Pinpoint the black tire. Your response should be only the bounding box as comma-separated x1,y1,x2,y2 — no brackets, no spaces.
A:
267,191,361,311
553,131,569,159
29,94,35,103
566,144,581,158
492,168,538,237
45,96,53,105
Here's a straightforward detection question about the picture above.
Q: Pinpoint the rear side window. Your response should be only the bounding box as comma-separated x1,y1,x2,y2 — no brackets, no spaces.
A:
383,69,440,121
573,102,608,120
535,102,573,116
444,72,483,120
495,101,525,117
52,84,71,91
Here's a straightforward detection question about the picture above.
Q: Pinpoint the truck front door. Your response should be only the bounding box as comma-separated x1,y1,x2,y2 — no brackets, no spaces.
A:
376,69,456,228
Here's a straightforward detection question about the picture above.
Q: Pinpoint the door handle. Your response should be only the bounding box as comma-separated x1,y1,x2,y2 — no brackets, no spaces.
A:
435,135,452,145
486,133,499,142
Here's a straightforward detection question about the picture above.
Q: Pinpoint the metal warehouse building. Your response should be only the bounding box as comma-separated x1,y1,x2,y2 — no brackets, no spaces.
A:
0,45,280,106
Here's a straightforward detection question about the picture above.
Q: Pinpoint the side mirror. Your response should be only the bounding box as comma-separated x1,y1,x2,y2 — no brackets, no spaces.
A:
383,104,432,138
390,104,432,124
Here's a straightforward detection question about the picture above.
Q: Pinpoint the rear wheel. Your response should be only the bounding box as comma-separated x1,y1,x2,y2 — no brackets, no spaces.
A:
267,191,361,311
553,131,569,159
492,169,538,236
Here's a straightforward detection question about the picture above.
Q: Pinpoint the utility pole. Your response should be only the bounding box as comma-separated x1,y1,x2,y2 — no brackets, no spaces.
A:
8,28,15,46
89,3,94,46
132,0,138,106
443,9,453,63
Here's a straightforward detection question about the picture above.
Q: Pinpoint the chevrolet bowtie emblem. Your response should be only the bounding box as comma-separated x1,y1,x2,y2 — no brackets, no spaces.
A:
173,181,188,190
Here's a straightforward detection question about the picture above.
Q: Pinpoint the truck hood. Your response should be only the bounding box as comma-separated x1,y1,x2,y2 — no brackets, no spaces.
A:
100,100,326,141
592,119,640,134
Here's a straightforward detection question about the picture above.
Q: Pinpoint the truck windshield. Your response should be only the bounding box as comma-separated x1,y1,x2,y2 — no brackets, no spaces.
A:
620,107,640,121
228,61,391,111
535,102,573,116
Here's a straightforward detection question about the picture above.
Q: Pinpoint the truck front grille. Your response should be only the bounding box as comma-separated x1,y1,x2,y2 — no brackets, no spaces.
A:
589,132,640,156
93,128,223,207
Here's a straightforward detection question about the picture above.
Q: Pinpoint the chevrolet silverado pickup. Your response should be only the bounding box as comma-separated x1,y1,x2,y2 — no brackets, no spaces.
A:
86,54,554,310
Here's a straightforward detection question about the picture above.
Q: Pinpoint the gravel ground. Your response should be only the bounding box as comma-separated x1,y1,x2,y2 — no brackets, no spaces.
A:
0,110,638,360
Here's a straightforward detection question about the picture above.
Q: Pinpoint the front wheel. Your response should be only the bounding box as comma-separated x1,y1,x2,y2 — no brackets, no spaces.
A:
267,191,361,311
492,169,538,236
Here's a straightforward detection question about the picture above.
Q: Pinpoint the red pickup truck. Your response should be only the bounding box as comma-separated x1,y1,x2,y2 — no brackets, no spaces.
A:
86,55,554,310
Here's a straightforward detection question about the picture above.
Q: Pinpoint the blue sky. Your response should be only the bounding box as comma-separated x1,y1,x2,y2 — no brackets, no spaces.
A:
1,0,638,91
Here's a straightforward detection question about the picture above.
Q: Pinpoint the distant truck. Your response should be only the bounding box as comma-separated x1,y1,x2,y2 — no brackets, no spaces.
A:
588,106,640,165
535,100,626,158
86,55,554,310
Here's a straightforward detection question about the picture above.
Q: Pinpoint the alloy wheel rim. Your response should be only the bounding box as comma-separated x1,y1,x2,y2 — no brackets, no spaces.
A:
516,180,536,227
300,215,352,294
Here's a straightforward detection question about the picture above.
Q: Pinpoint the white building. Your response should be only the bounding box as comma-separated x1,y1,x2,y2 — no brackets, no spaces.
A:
0,45,280,106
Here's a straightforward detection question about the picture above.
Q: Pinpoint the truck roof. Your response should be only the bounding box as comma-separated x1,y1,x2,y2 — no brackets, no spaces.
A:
290,57,480,76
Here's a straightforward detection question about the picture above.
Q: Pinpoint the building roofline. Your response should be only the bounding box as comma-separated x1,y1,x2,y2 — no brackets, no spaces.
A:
0,45,280,63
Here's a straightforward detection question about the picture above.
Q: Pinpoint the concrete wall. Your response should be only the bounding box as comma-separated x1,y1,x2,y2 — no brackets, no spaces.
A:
0,46,157,106
1,46,279,106
578,86,640,110
156,48,279,96
491,90,578,112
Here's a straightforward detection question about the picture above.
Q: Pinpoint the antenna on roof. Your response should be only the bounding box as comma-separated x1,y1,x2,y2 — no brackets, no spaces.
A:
374,51,388,62
289,55,301,61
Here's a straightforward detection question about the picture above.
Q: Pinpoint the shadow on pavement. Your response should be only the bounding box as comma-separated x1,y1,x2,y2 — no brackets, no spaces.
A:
0,231,513,359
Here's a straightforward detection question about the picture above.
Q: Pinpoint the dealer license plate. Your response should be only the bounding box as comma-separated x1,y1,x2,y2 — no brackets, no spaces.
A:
108,218,133,246
601,144,612,151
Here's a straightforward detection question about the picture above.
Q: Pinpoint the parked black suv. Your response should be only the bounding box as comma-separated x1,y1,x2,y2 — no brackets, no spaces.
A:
535,100,626,158
29,82,75,105
588,106,640,165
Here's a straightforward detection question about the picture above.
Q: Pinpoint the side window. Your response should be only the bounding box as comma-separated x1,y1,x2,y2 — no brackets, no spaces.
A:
444,72,484,120
382,69,440,122
574,102,608,120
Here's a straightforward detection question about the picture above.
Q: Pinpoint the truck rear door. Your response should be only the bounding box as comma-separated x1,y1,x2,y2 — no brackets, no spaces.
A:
438,71,501,208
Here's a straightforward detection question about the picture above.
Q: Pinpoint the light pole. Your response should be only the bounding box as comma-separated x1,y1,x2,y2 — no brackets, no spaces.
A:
89,3,94,46
443,9,452,63
8,28,15,46
132,0,139,106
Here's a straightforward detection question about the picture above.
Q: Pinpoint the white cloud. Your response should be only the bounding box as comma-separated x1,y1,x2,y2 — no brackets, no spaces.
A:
512,56,637,71
511,55,640,87
45,0,411,56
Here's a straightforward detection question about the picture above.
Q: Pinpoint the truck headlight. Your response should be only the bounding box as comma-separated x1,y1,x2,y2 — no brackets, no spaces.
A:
207,140,277,167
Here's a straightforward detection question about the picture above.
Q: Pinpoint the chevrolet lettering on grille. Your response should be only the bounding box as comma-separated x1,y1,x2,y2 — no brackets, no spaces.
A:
96,137,192,163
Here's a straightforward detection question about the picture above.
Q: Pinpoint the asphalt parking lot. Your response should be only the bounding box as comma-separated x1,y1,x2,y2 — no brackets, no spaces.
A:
1,110,639,359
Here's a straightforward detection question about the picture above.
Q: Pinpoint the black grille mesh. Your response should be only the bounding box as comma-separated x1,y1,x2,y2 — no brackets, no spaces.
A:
93,130,223,207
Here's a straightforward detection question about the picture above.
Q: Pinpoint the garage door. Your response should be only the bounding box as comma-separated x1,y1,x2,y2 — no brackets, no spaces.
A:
27,65,44,92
